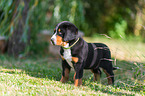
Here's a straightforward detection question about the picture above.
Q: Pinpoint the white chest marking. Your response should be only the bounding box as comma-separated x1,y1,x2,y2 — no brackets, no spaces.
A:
63,44,73,68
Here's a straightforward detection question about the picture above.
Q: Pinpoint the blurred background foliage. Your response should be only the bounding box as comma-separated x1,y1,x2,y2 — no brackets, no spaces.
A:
0,0,145,54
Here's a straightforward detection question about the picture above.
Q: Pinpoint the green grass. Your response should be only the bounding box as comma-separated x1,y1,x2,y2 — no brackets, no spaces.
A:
0,37,145,96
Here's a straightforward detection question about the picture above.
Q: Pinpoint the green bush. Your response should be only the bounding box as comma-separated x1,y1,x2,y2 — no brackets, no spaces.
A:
109,19,127,39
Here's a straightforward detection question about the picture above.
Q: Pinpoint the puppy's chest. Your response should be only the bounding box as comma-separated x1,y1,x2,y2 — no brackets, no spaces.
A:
63,49,73,68
63,49,72,61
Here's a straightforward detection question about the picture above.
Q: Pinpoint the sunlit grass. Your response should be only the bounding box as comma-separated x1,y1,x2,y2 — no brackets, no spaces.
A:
84,36,145,62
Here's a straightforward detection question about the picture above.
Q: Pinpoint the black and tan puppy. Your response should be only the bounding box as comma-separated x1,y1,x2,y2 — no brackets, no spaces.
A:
51,21,117,86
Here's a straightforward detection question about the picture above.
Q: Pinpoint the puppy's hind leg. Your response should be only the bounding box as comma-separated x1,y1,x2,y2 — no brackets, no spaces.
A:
101,61,114,85
102,68,114,85
91,68,102,83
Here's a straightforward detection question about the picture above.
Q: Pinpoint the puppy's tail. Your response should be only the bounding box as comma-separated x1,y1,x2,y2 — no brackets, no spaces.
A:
113,67,120,70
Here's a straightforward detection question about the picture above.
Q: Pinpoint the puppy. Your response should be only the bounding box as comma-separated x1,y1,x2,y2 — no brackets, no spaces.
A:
51,21,117,86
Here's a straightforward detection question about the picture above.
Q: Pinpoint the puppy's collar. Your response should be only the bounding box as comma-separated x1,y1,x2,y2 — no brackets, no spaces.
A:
62,38,80,49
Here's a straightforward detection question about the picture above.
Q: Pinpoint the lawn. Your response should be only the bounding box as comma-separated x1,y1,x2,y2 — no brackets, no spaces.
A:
0,37,144,96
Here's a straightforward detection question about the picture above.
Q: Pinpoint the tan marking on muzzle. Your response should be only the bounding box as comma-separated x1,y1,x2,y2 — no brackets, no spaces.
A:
56,35,63,45
56,35,68,47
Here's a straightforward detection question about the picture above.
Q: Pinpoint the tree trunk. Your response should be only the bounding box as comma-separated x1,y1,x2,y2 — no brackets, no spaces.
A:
8,0,30,57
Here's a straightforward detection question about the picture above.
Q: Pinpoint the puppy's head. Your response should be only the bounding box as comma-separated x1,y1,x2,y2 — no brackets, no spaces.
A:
51,21,78,46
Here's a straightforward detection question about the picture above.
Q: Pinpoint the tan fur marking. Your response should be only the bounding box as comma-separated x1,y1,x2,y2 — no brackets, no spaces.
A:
56,35,63,45
102,68,112,85
73,73,82,86
56,35,68,46
73,73,76,80
72,57,79,63
58,28,61,32
60,68,70,83
74,79,82,87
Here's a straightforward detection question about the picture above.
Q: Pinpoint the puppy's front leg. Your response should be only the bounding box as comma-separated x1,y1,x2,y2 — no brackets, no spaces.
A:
60,60,71,83
74,77,82,87
60,68,70,83
73,73,82,86
73,64,83,87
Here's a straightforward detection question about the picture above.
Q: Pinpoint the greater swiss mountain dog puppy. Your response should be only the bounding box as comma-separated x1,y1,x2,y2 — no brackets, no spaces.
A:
51,21,118,86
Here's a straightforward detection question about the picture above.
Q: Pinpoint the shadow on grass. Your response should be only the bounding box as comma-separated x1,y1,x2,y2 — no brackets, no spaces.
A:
0,55,62,81
0,54,144,95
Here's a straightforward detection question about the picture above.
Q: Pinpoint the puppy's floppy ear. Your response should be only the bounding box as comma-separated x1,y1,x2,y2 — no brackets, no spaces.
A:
64,25,78,42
